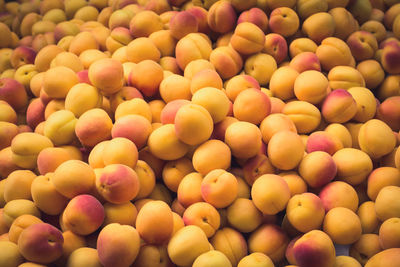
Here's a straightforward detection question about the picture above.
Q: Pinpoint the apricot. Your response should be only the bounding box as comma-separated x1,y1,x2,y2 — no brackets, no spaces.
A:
159,74,191,103
148,31,177,59
34,44,64,72
347,31,378,61
177,172,203,208
333,148,373,185
269,66,298,100
0,147,19,180
319,181,359,212
167,225,210,266
286,192,325,233
66,247,102,267
225,121,262,159
227,198,262,233
68,31,99,56
358,119,396,159
251,174,291,215
335,256,362,267
190,69,222,94
162,157,194,192
126,37,161,63
321,89,357,124
323,207,362,245
225,74,261,102
97,223,140,267
136,200,173,245
0,101,17,124
51,160,95,199
201,169,238,209
129,10,163,38
8,215,43,244
365,248,400,267
367,167,400,201
62,194,104,235
375,186,400,221
282,101,321,134
377,96,400,132
357,201,380,234
96,164,139,204
259,113,297,144
75,108,113,148
169,11,198,40
128,60,164,98
316,37,354,71
114,98,152,122
192,139,231,176
234,88,271,124
88,58,124,96
268,130,305,171
244,53,277,86
0,122,18,151
207,1,237,34
230,22,265,55
294,70,328,104
183,202,220,238
381,41,400,75
302,12,335,44
2,199,41,228
193,250,232,267
210,227,248,266
64,84,102,118
192,87,230,124
11,132,53,170
306,131,343,155
102,137,138,168
174,103,213,145
280,172,308,197
248,224,289,263
290,52,321,74
289,38,318,58
299,151,337,188
242,154,275,186
209,46,243,80
132,244,173,267
237,7,268,32
350,234,382,265
175,33,212,70
3,170,36,202
134,160,156,200
293,230,336,267
17,223,63,264
237,252,274,267
377,217,400,250
0,241,23,267
348,87,377,122
31,173,68,216
269,7,299,37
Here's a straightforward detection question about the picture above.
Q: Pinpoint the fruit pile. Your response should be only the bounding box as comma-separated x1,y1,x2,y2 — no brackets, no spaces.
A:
1,0,400,266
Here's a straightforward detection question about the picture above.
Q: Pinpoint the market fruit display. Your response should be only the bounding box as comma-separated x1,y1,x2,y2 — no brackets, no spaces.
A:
0,0,400,266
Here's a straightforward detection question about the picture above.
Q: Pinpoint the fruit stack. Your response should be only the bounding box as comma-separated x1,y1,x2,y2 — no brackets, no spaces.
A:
0,0,400,266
